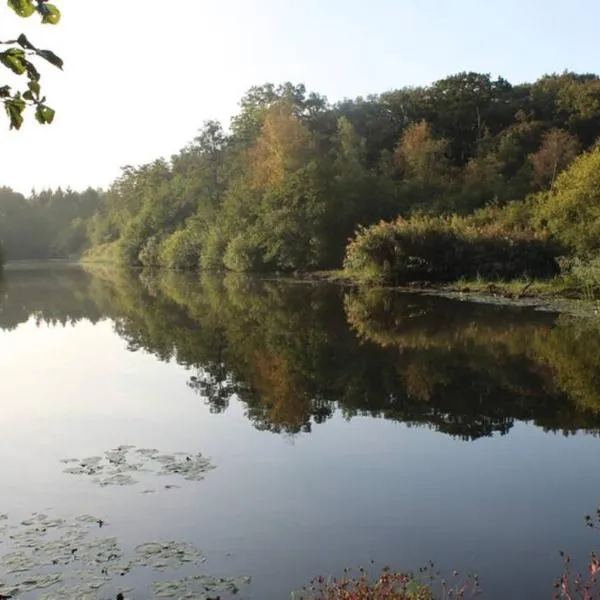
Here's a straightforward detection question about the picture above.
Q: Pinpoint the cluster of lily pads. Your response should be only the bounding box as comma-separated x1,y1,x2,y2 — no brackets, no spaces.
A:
0,444,251,598
0,510,250,599
60,445,216,491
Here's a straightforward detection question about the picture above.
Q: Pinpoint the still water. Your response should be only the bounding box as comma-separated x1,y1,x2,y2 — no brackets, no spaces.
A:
1,266,600,599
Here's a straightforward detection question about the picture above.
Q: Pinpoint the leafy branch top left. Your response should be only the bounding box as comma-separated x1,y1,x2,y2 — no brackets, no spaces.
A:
1,0,63,129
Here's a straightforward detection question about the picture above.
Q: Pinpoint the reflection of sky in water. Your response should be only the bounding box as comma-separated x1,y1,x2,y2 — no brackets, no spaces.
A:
1,317,600,599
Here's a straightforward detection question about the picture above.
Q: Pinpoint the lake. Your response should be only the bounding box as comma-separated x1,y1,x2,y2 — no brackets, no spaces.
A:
1,265,599,600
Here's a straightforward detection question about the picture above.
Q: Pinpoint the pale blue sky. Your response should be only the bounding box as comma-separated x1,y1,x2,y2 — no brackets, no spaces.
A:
0,0,597,193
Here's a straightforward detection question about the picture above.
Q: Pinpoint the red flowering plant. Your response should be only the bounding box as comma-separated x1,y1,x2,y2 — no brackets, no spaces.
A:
297,562,480,600
555,508,600,599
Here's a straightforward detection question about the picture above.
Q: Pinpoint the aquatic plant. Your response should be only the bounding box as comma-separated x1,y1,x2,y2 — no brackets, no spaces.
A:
555,508,600,599
61,444,215,490
0,511,250,599
295,564,480,600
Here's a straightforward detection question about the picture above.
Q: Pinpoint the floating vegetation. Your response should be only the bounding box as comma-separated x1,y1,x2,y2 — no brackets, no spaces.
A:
133,541,206,571
152,574,252,599
61,445,216,491
0,511,250,599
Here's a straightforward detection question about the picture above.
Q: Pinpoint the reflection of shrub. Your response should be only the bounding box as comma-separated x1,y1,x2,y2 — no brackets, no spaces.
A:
344,215,561,284
533,316,600,414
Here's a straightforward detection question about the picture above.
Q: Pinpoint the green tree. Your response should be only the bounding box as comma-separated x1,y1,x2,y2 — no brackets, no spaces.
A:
534,147,600,255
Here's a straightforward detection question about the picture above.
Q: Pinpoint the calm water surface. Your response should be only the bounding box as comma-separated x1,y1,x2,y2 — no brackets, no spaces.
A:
1,266,600,599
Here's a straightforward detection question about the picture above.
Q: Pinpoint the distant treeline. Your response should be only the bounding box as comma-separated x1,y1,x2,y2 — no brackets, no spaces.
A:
2,71,600,283
0,187,102,262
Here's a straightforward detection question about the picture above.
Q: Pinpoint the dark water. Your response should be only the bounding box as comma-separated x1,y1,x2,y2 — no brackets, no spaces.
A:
1,266,600,599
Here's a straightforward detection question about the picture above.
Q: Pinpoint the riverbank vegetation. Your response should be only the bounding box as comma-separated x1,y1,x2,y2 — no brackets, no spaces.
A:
2,72,600,295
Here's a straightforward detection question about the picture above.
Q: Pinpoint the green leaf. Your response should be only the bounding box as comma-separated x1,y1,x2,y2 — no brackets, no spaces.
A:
0,85,11,99
26,61,40,81
0,48,28,75
16,33,37,51
27,79,40,98
40,3,60,24
22,89,33,101
37,48,63,70
35,103,55,124
5,95,26,129
7,0,36,17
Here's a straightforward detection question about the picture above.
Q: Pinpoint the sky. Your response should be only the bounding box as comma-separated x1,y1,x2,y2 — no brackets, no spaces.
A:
0,0,598,194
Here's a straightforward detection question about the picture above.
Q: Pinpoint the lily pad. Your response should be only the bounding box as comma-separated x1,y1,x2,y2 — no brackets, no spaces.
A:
0,511,250,599
61,445,216,490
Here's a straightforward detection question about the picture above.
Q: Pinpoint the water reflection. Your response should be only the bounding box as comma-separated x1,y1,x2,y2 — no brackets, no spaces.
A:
1,266,600,441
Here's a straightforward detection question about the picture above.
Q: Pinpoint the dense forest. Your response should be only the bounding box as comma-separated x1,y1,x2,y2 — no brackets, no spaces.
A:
2,71,600,287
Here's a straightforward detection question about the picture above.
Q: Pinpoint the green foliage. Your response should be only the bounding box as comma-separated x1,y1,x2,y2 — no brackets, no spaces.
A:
138,235,162,268
533,148,600,256
76,71,600,276
159,225,202,270
6,69,600,282
2,2,63,129
344,215,561,284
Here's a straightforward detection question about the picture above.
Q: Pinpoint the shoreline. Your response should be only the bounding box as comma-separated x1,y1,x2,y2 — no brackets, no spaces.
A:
5,259,599,316
298,270,599,316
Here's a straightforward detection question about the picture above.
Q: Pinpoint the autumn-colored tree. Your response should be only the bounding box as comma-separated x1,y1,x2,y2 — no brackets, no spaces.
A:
394,120,449,185
249,101,314,189
529,128,580,190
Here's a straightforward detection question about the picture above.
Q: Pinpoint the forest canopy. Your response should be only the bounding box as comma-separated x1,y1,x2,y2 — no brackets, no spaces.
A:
2,71,600,286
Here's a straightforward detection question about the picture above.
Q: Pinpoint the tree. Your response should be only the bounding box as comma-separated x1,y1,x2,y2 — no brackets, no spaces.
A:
1,0,63,129
529,128,580,190
395,120,449,185
534,148,600,255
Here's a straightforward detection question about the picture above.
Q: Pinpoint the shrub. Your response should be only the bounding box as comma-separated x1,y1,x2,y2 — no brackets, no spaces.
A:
558,255,600,297
533,148,600,256
297,564,480,600
138,235,162,267
159,227,202,270
343,215,561,285
343,216,463,283
199,224,227,271
223,233,266,272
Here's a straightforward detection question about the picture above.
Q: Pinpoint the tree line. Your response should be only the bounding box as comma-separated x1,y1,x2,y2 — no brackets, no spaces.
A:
0,186,102,260
2,71,600,281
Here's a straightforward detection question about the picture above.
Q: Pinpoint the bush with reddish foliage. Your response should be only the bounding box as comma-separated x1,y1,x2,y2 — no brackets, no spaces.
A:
298,564,480,600
555,508,600,599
